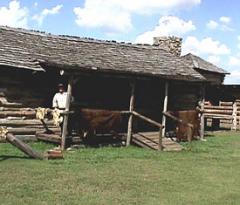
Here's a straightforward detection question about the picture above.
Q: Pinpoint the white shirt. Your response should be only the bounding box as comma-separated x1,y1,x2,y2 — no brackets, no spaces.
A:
52,92,68,109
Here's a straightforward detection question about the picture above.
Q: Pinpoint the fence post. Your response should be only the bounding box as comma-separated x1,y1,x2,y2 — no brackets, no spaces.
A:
126,82,135,146
200,84,205,140
158,128,163,151
232,101,237,131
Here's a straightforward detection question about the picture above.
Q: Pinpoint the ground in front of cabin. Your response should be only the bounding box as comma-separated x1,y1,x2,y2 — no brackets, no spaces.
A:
0,132,239,205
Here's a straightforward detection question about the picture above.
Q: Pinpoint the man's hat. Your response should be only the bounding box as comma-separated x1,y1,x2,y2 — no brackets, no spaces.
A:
58,83,64,88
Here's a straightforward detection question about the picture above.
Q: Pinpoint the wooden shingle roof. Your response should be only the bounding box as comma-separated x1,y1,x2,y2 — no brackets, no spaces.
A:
182,53,229,74
0,26,205,82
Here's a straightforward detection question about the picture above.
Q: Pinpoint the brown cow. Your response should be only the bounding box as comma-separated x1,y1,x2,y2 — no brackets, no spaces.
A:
172,110,200,142
69,108,124,139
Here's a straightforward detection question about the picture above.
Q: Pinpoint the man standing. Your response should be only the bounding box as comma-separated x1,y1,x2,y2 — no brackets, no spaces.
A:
52,84,68,109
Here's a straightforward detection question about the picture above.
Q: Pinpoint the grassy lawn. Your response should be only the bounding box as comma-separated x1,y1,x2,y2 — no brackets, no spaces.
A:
0,132,239,205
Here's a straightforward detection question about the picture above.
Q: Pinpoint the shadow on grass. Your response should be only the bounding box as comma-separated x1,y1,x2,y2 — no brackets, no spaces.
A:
0,155,30,162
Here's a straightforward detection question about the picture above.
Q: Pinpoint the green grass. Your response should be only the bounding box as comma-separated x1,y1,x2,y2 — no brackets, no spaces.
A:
0,132,239,205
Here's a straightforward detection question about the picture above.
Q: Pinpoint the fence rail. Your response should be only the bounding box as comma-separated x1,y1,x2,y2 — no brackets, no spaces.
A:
204,100,240,130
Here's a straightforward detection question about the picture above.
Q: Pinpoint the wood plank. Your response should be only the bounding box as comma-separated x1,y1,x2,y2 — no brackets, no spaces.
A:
126,82,135,146
132,132,183,152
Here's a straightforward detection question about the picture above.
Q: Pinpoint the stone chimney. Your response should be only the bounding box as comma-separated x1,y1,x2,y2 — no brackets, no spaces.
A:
153,36,182,56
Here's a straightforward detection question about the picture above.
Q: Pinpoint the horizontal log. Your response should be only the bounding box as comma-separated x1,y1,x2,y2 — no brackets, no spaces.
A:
132,111,164,128
219,102,233,106
0,107,35,111
162,111,193,128
204,110,233,114
0,100,23,108
0,111,36,118
204,105,233,110
7,127,61,135
11,125,60,129
36,132,61,144
0,119,55,126
14,135,38,142
220,119,232,122
204,114,233,119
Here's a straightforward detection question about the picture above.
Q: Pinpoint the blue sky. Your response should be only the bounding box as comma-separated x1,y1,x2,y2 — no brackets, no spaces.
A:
0,0,240,84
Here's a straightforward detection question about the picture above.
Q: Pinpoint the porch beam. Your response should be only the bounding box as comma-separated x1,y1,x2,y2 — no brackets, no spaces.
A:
61,76,73,150
126,82,135,146
161,81,169,137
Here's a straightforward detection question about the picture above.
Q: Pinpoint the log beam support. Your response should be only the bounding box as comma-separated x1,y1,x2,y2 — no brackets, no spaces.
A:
161,81,169,137
61,76,73,150
126,82,135,146
200,84,205,140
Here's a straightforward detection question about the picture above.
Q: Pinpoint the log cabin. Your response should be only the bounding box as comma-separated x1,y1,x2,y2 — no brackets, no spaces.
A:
182,53,229,105
0,26,225,150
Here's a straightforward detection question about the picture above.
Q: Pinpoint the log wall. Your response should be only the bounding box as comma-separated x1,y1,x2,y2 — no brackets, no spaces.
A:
0,67,61,141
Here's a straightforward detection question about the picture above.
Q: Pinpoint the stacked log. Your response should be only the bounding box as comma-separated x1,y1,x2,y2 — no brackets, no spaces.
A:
0,72,63,142
204,100,240,130
0,104,61,142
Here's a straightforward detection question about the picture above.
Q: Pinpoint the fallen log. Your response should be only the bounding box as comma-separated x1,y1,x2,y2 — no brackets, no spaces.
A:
6,133,43,159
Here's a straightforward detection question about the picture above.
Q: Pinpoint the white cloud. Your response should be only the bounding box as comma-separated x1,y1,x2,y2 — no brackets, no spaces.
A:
237,36,240,49
220,16,231,24
0,0,28,28
206,20,218,30
206,16,233,31
135,16,196,44
74,6,132,32
182,36,230,56
208,55,220,65
73,0,201,33
229,56,240,66
33,4,63,26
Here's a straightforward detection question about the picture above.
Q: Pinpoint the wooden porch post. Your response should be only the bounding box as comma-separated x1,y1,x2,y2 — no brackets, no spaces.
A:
200,83,205,140
126,82,135,146
61,76,73,150
161,81,169,137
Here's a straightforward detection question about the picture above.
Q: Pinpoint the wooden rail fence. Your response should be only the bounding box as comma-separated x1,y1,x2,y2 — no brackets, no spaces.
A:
204,100,240,130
